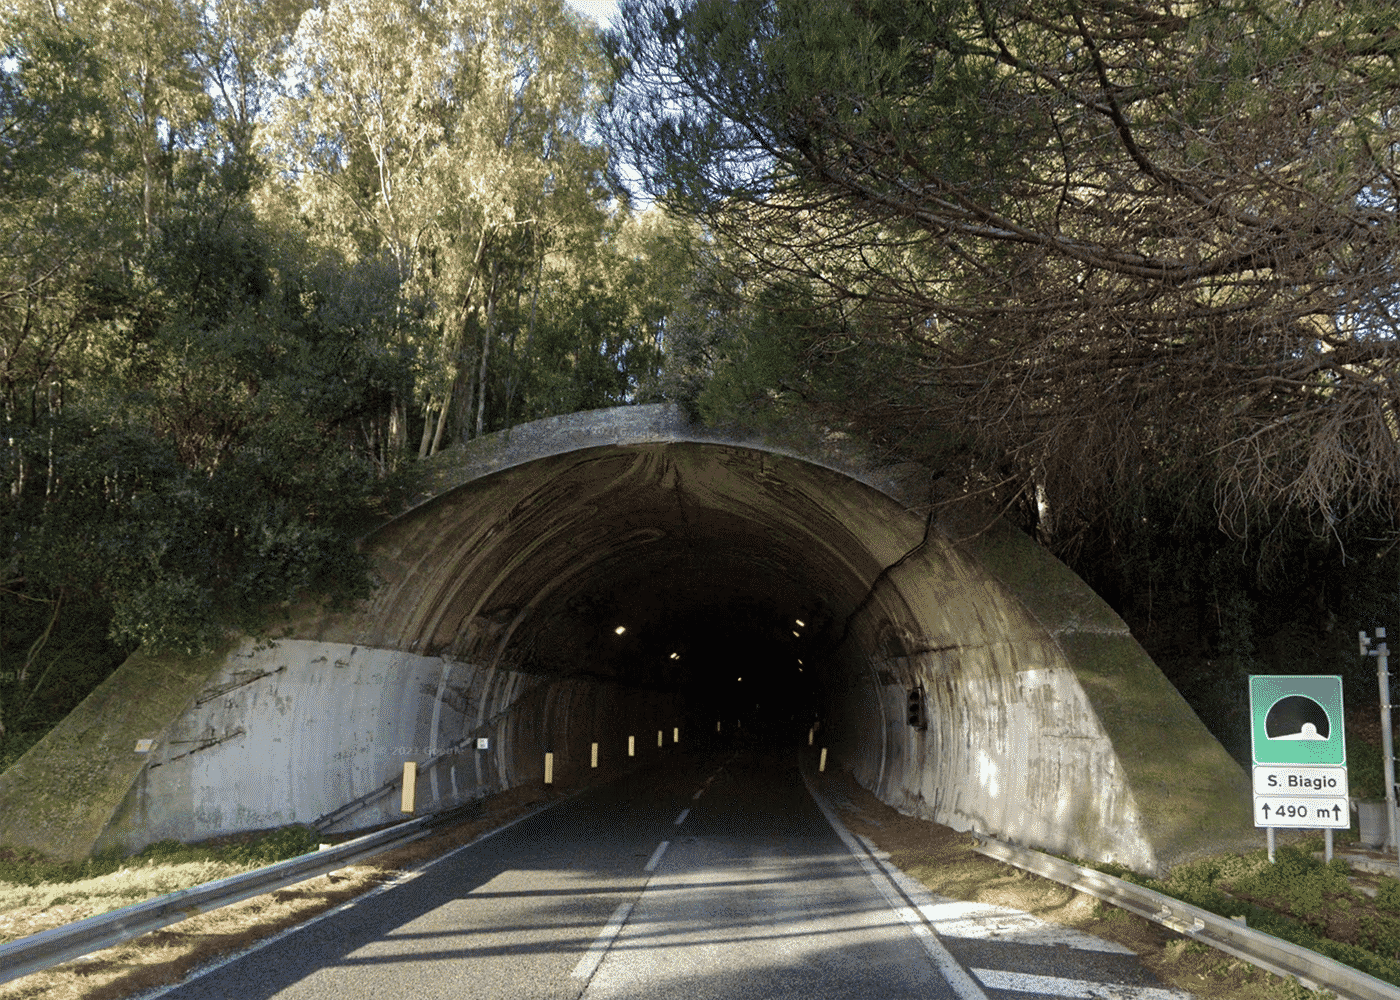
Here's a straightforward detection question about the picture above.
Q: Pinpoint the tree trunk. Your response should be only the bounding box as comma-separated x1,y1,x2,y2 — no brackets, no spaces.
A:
504,249,545,428
417,398,437,459
429,382,453,455
388,398,406,470
475,263,500,440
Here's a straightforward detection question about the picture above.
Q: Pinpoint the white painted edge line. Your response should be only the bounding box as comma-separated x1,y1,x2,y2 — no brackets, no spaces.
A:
644,840,670,873
972,968,1187,1000
126,797,571,1000
799,769,989,1000
571,901,635,981
692,789,704,800
674,807,690,826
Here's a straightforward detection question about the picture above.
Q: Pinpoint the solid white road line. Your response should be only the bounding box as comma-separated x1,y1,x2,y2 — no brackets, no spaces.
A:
972,968,1191,999
800,770,989,1000
644,840,670,873
572,901,635,981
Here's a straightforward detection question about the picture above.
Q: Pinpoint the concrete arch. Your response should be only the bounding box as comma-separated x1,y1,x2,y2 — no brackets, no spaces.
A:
0,406,1254,871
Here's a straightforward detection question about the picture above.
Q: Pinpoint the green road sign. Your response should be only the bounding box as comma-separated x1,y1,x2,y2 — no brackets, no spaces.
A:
1249,675,1345,766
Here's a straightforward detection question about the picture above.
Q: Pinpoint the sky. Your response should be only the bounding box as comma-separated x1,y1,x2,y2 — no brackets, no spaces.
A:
564,0,623,30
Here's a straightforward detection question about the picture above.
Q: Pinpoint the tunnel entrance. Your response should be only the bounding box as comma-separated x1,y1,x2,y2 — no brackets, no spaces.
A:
0,406,1257,870
386,442,919,749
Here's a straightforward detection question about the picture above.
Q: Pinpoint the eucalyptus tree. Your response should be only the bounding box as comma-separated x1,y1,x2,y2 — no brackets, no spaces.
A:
605,0,1400,550
262,0,613,457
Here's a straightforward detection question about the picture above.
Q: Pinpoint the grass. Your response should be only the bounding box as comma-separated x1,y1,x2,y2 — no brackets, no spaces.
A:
1091,838,1400,988
0,824,323,947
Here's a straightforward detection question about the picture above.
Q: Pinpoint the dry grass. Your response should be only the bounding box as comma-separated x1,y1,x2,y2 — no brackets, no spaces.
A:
0,784,563,1000
810,764,1335,1000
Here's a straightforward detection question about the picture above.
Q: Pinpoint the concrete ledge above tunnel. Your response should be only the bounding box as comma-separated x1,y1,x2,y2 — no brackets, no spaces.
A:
0,405,1255,871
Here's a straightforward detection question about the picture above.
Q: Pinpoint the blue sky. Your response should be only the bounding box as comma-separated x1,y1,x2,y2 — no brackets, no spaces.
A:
565,0,622,29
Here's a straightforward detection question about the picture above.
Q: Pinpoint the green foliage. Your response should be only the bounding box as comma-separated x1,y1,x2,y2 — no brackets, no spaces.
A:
1349,739,1387,802
1098,846,1400,984
1226,845,1353,922
1376,878,1400,916
0,0,690,761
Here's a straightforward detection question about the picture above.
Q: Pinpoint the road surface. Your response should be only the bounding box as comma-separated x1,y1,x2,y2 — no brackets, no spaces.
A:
147,738,1189,999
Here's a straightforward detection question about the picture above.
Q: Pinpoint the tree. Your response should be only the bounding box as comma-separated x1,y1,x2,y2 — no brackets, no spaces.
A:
261,0,614,456
605,0,1400,553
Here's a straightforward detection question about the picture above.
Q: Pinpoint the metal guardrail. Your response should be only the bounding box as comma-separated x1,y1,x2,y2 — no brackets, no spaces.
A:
0,808,459,987
972,834,1400,1000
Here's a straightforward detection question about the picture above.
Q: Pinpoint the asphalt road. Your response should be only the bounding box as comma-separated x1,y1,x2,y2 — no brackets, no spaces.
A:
148,736,1191,999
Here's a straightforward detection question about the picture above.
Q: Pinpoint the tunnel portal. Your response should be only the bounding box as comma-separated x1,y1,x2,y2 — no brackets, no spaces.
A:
0,406,1255,872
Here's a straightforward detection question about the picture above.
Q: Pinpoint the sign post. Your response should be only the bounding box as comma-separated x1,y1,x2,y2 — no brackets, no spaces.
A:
1249,675,1347,863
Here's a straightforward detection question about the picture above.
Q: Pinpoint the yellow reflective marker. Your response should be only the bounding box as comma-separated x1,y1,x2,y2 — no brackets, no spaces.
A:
591,742,599,768
401,761,417,813
544,752,554,784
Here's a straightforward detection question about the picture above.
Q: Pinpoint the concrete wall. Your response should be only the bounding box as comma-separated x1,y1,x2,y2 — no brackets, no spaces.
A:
826,517,1250,872
90,639,680,855
0,405,1255,871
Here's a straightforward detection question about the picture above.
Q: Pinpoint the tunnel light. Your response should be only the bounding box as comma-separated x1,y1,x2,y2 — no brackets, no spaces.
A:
614,625,626,636
795,619,805,627
737,677,743,682
669,652,680,660
792,631,800,637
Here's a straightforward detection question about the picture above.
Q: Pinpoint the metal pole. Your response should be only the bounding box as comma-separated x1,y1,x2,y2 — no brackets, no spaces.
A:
1267,826,1276,864
1379,634,1399,867
1325,828,1333,864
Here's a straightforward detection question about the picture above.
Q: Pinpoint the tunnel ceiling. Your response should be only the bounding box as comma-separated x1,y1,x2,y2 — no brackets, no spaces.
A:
364,441,931,695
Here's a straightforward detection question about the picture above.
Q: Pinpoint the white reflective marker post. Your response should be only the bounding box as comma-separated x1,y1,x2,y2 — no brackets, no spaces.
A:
401,761,417,814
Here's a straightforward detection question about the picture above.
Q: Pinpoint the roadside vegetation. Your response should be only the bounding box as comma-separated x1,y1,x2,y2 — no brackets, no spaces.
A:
813,764,1364,1000
1097,841,1400,989
0,0,698,772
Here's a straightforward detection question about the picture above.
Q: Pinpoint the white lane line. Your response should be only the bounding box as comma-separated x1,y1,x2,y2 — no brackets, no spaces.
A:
801,770,989,1000
572,901,634,981
692,788,704,800
644,840,670,873
674,807,690,825
972,968,1190,999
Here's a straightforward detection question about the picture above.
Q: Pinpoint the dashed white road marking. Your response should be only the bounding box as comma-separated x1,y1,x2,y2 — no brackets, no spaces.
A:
972,968,1191,999
572,902,634,981
673,808,690,825
644,840,670,873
